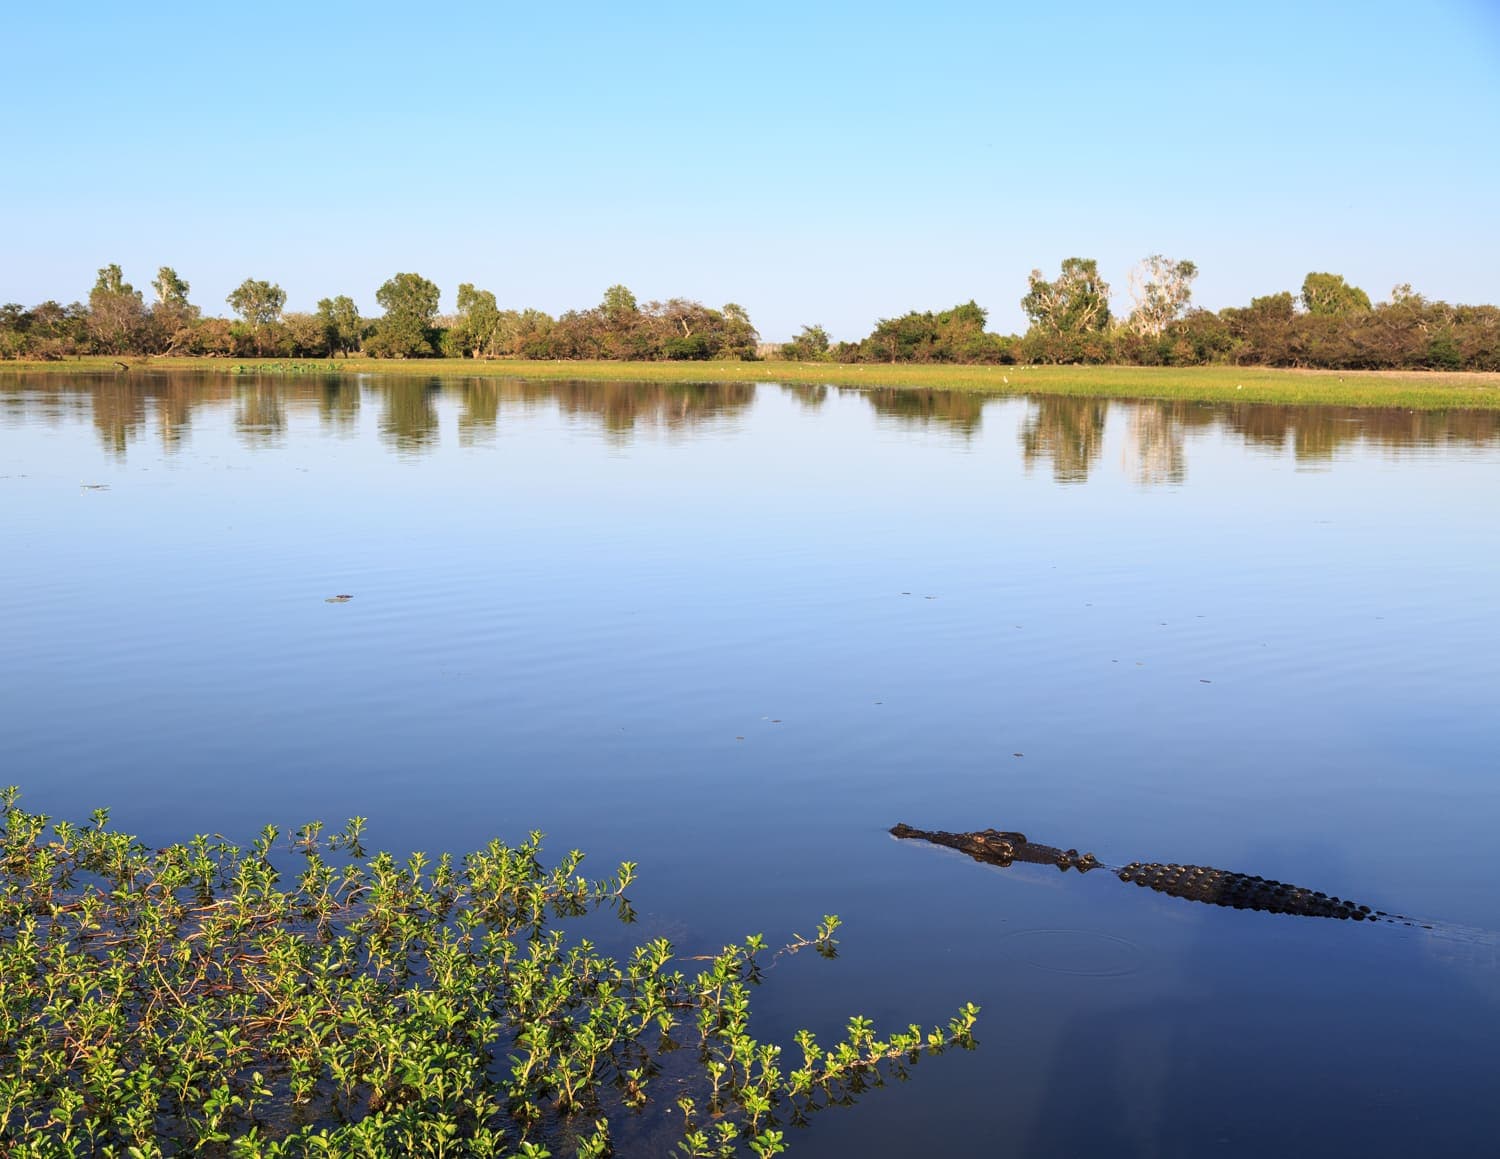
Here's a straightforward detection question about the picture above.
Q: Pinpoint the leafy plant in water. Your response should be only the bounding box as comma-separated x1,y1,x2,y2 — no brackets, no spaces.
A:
230,361,342,375
0,788,977,1156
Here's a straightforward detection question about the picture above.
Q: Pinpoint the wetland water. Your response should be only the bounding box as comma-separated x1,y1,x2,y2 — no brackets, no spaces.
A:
3,372,1498,1156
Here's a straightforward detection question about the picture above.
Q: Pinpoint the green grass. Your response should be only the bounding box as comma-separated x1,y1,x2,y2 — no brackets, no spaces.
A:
5,356,1499,410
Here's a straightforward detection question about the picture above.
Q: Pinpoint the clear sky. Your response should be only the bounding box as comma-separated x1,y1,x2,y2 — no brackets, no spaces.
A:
2,0,1497,341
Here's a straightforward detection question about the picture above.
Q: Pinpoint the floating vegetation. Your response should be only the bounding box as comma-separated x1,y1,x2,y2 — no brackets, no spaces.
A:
324,594,354,604
231,362,345,376
0,790,977,1155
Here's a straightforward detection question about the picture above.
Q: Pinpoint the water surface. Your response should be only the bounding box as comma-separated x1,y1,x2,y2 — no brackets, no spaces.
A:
3,373,1497,1156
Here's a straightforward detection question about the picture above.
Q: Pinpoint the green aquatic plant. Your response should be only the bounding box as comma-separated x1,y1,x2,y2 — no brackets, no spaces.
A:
230,362,341,375
0,789,977,1156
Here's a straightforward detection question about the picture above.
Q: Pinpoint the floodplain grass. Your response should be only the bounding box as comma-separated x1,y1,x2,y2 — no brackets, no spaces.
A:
0,789,977,1157
4,356,1499,410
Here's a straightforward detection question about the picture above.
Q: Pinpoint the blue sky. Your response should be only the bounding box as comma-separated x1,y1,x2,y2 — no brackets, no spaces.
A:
3,0,1497,340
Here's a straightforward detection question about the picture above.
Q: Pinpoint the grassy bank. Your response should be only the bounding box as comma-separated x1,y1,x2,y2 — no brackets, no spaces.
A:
5,356,1499,410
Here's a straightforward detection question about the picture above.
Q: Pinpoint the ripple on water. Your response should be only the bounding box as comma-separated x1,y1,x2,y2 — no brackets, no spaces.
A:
998,928,1145,977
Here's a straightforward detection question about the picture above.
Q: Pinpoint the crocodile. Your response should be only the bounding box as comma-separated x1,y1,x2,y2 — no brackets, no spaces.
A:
889,823,1104,874
889,823,1396,923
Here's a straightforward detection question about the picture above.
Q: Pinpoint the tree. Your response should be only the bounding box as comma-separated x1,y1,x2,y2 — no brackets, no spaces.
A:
601,284,638,319
316,295,364,356
147,267,198,355
1300,272,1372,316
593,285,646,359
152,267,191,309
646,299,719,360
6,299,89,359
782,324,832,361
1221,292,1297,365
494,308,555,358
853,301,1007,365
87,264,145,353
280,313,331,357
452,283,502,358
1022,258,1112,336
637,299,759,361
226,279,287,327
226,278,287,356
368,273,441,358
1127,255,1198,337
717,302,759,360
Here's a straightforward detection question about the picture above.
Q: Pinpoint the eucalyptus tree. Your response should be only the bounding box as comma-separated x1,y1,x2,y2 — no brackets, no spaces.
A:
1126,255,1198,337
1022,258,1112,335
226,278,287,327
152,266,191,308
149,266,198,354
87,264,146,353
227,278,287,356
719,302,759,359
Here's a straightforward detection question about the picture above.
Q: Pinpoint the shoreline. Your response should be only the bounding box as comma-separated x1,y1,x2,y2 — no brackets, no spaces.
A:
4,356,1498,411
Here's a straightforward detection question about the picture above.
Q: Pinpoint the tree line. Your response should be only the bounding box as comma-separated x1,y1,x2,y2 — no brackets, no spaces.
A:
2,259,1496,371
784,259,1499,371
0,270,758,365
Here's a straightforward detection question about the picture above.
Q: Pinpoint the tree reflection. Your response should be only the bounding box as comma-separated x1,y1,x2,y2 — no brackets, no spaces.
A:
1127,404,1184,484
1221,403,1500,462
1021,396,1109,482
234,384,286,446
547,381,755,438
2,374,1497,468
458,379,500,446
318,380,361,433
90,381,148,458
376,380,441,452
860,387,985,435
81,376,231,458
779,383,828,409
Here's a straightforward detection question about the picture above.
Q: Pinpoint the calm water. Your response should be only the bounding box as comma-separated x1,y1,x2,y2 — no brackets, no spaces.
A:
3,373,1499,1156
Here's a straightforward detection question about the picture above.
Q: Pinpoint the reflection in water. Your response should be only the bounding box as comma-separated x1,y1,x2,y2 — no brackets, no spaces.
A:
1021,396,1109,483
858,386,987,435
1127,404,1187,485
780,383,829,409
458,379,500,447
1,373,1497,473
235,385,287,446
1222,403,1500,462
318,380,361,433
89,381,148,458
547,380,755,439
379,380,441,453
891,824,1406,924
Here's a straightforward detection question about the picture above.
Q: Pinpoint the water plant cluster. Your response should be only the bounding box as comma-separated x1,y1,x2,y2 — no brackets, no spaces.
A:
0,789,977,1156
